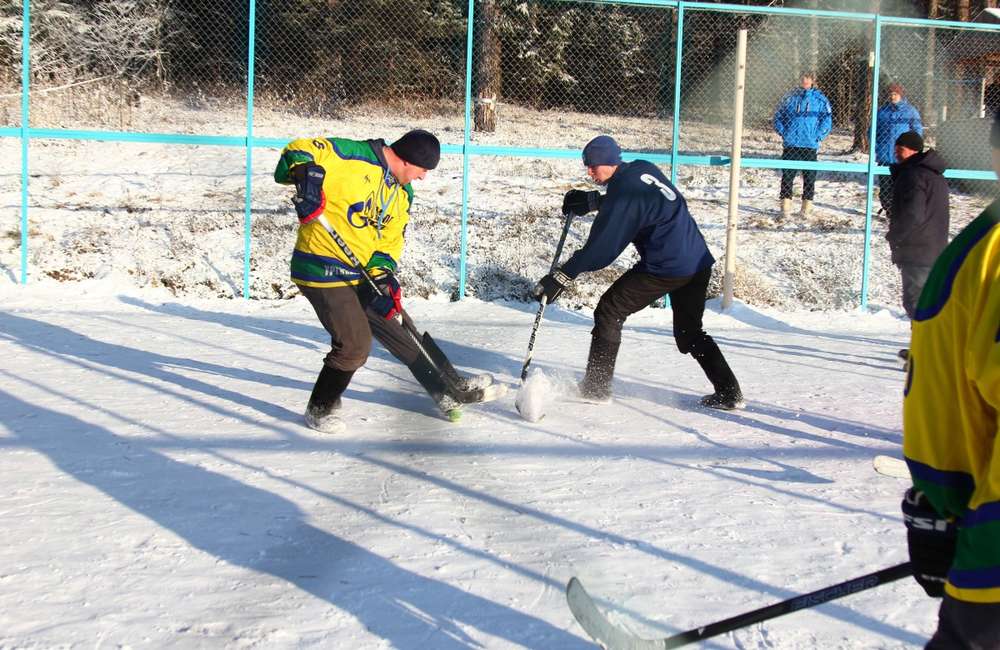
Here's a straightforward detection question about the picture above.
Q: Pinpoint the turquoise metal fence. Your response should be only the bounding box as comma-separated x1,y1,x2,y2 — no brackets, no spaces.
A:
2,0,999,307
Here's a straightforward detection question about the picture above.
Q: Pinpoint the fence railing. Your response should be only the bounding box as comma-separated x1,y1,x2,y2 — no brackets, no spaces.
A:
2,0,999,308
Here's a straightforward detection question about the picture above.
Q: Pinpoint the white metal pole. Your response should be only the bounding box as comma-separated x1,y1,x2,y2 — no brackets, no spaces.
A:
722,29,747,311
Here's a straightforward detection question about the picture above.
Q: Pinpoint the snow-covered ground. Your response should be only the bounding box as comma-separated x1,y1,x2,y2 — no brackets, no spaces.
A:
0,282,933,649
2,98,994,310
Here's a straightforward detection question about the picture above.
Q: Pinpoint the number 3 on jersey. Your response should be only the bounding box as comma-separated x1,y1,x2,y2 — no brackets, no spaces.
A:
640,173,677,201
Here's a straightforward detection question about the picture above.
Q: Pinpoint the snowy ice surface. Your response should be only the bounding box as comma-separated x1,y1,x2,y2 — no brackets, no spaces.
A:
0,280,937,649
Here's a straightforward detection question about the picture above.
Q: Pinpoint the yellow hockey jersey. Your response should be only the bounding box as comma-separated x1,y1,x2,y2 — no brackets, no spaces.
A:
274,137,414,288
903,201,1000,603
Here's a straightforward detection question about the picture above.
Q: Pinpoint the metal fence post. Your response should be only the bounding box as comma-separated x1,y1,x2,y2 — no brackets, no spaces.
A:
722,28,747,310
19,0,29,285
670,2,685,186
243,0,256,299
458,0,476,300
861,15,883,310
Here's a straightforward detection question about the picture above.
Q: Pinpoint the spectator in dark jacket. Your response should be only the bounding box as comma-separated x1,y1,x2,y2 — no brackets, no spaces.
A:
876,83,924,220
773,72,833,219
887,130,949,323
532,135,743,410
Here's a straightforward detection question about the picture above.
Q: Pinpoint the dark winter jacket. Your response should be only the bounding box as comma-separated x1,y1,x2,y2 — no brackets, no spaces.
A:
561,160,714,279
887,149,950,266
773,88,832,149
875,99,923,164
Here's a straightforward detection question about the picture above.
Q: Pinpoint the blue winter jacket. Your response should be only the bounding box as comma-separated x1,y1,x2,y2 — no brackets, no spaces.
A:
875,99,923,164
561,160,714,280
773,88,833,149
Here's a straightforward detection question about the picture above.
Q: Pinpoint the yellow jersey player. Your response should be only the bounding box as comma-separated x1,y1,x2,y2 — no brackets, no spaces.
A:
275,130,495,432
900,113,1000,647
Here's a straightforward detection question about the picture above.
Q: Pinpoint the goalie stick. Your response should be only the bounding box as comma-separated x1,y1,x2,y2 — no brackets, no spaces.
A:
566,563,912,649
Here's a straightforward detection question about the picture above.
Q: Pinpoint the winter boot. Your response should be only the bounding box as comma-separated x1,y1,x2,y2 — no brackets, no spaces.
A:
691,338,744,410
800,199,814,218
780,198,793,220
578,336,621,403
304,365,355,433
407,355,463,421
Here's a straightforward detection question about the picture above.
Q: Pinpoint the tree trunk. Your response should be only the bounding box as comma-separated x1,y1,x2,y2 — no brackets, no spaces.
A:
473,0,501,133
957,0,970,22
852,0,879,152
851,48,874,151
809,0,819,76
834,51,851,127
924,0,938,128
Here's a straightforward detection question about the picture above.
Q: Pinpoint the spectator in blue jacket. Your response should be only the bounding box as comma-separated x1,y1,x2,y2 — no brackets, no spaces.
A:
875,83,923,219
532,135,744,410
773,72,833,219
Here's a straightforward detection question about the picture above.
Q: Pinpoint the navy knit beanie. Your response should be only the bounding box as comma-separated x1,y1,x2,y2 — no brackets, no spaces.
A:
391,129,441,170
895,130,924,152
582,135,622,167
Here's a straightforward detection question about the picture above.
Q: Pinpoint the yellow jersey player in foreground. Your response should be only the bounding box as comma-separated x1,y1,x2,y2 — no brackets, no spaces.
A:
901,112,1000,647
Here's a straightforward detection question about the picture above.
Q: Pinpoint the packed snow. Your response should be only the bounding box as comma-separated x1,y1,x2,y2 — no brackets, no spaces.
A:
0,100,987,648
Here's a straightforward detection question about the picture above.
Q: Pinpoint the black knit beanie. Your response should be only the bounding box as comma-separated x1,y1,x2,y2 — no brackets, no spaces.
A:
895,130,924,153
391,129,441,170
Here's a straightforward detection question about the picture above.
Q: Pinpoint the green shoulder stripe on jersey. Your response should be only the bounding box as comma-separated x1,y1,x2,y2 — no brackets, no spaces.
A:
403,183,414,204
273,148,315,183
949,520,1000,585
330,138,380,166
914,201,1000,322
913,478,975,521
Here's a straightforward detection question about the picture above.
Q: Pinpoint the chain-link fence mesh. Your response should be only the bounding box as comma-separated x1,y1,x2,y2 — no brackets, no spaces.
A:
253,0,468,141
881,22,999,171
467,1,677,151
1,0,999,307
5,141,248,291
680,11,873,162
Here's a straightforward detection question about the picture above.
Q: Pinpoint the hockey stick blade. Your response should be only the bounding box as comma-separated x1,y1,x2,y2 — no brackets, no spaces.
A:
873,455,910,479
567,563,913,649
454,382,508,405
566,577,664,650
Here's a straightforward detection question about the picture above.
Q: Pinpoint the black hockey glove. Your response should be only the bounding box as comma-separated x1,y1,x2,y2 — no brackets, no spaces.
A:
533,268,572,304
291,163,326,224
562,189,601,216
902,487,958,598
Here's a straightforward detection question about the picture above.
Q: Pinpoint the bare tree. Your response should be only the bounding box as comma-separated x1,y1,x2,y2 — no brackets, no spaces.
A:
852,0,880,152
474,0,501,132
924,0,939,127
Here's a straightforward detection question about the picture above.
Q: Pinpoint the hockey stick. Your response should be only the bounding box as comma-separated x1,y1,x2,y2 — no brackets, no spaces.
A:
519,211,575,381
314,215,458,386
313,216,505,403
566,563,912,649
